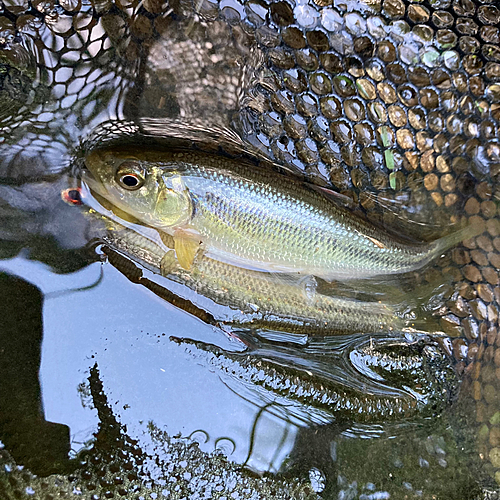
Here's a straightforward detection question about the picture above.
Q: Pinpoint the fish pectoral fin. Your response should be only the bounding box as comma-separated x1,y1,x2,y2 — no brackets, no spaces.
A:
160,250,178,276
174,230,202,270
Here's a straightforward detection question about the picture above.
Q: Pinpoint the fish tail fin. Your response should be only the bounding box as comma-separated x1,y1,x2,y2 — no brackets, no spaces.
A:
432,222,484,257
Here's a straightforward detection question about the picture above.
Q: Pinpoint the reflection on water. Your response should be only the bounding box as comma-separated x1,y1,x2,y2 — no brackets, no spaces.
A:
0,0,499,497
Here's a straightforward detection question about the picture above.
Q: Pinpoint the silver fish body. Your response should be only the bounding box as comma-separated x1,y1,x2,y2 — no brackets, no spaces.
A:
84,148,478,281
101,222,405,336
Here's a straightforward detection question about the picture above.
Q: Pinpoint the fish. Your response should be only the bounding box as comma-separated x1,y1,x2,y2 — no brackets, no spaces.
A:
82,147,480,281
99,219,407,336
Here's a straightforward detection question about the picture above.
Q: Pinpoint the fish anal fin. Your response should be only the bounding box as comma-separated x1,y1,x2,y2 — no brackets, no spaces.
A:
174,229,203,270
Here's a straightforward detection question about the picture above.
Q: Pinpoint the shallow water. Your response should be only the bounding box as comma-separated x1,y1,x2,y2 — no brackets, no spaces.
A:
0,0,500,498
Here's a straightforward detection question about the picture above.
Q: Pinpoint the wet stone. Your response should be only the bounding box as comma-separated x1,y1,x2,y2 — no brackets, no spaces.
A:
308,115,330,142
329,164,350,189
436,29,457,49
320,52,343,74
408,66,431,87
424,173,438,191
481,27,500,46
306,30,329,52
445,193,458,207
295,49,319,71
440,314,462,336
431,192,443,206
463,264,483,283
487,327,498,346
386,63,407,84
377,41,396,63
346,56,365,78
353,122,374,145
282,27,306,49
259,112,283,137
341,143,360,167
353,36,374,59
478,5,500,26
465,197,481,215
488,304,498,323
271,90,296,114
471,250,489,267
3,0,30,14
376,125,394,147
362,146,384,170
319,140,341,165
366,59,386,81
130,15,153,39
431,69,452,89
295,92,318,117
294,4,320,29
484,384,500,406
344,98,365,121
268,48,296,69
295,138,319,164
459,36,480,55
440,173,455,192
332,75,356,97
370,170,388,189
351,168,369,189
483,267,499,286
408,4,429,24
356,79,376,100
320,95,342,119
245,1,267,26
482,201,497,219
416,131,433,152
419,88,439,109
396,129,414,149
382,0,405,19
397,84,418,106
367,102,387,123
283,69,308,93
463,54,483,75
488,252,500,269
283,114,307,139
486,219,500,239
256,25,281,47
477,235,494,252
270,1,294,26
377,82,397,104
309,72,332,95
330,119,352,143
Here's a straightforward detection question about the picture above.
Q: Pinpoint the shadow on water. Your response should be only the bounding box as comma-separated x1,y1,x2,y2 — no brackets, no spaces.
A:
0,273,72,476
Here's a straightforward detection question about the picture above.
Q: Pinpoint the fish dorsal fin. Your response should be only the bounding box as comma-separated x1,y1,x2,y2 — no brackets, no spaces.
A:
307,183,356,210
173,228,203,270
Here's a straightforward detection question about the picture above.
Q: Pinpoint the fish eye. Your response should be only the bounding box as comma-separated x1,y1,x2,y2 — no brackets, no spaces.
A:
115,161,145,191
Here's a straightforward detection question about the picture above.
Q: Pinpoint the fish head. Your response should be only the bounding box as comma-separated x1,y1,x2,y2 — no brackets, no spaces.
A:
82,149,193,230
